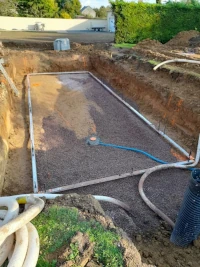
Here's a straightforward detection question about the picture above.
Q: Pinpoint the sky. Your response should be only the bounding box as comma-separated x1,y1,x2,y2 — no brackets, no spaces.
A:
80,0,153,8
80,0,112,8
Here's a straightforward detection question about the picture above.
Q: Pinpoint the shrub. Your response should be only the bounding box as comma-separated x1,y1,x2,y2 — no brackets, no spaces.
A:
110,1,200,43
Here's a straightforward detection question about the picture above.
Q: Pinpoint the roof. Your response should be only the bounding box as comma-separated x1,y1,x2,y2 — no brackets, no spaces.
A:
80,6,94,12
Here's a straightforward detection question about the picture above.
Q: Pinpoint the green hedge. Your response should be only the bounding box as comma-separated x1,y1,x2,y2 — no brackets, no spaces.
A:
110,1,200,44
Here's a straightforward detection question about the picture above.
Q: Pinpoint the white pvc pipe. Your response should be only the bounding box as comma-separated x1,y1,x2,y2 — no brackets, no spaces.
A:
22,223,40,267
0,198,19,226
1,194,131,213
153,59,200,71
0,197,44,246
27,76,38,193
94,196,131,212
0,210,7,218
8,226,29,267
89,72,191,159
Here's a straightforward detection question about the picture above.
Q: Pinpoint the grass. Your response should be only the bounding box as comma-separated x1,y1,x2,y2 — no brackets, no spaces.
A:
32,205,124,267
113,43,136,49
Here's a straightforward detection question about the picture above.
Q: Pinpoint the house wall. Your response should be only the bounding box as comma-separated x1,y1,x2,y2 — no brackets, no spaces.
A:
0,16,107,31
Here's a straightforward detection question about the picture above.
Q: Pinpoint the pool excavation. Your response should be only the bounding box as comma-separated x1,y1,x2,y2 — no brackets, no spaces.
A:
0,45,200,266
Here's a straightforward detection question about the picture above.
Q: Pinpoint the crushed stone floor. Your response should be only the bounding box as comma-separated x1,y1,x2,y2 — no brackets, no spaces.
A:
30,73,190,232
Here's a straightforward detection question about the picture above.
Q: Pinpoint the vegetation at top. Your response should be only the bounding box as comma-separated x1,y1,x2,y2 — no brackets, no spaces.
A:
110,0,200,44
32,205,124,267
0,0,111,19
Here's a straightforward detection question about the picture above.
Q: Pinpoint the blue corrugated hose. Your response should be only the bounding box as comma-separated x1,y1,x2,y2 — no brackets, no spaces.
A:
99,141,168,164
98,141,195,171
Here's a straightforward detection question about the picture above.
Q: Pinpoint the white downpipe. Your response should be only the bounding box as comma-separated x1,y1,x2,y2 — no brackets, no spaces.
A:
0,197,44,246
153,59,200,71
22,223,40,267
8,226,29,267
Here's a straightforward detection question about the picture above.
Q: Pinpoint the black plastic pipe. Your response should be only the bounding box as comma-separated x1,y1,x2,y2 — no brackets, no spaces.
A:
170,169,200,247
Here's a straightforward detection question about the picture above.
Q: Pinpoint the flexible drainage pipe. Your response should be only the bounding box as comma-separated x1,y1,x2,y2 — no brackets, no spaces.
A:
8,225,29,267
22,223,40,267
138,134,200,228
0,197,44,246
171,169,200,246
0,197,44,266
1,194,131,214
153,59,200,71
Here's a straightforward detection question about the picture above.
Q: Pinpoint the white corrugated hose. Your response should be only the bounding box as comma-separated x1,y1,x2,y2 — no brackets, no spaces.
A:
0,196,44,267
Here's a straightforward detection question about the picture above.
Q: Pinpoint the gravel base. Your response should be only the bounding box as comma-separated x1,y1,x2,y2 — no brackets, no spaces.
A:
30,73,190,232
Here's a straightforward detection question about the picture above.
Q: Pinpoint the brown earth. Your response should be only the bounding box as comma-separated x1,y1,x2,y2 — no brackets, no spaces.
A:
42,194,154,267
0,31,200,267
166,30,200,48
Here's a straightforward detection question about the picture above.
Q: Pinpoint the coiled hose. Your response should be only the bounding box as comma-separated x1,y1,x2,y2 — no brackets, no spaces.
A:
0,196,44,267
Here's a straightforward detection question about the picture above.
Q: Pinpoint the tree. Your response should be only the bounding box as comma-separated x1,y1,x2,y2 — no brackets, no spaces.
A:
94,6,108,18
0,0,18,16
56,0,81,18
17,0,59,18
59,9,71,18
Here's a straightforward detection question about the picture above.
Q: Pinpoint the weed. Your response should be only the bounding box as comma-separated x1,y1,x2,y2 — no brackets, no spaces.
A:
67,242,80,261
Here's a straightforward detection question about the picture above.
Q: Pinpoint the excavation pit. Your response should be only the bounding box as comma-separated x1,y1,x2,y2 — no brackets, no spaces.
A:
29,72,181,193
0,47,199,234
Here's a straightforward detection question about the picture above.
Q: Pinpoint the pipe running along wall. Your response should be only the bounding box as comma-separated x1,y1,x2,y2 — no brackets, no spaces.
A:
153,59,200,71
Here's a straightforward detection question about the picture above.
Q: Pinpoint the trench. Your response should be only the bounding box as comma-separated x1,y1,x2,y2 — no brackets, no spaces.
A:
0,50,199,234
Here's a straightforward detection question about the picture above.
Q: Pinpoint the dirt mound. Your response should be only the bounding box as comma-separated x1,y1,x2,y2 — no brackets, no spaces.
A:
134,39,163,50
189,35,200,48
33,194,154,267
166,30,200,48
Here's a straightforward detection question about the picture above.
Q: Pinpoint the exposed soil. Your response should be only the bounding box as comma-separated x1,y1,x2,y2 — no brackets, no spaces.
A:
0,31,200,267
166,30,200,48
41,194,154,267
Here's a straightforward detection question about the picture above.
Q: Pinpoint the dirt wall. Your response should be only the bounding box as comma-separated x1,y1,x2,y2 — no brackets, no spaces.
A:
0,83,12,194
2,51,93,196
91,55,199,152
2,49,199,195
